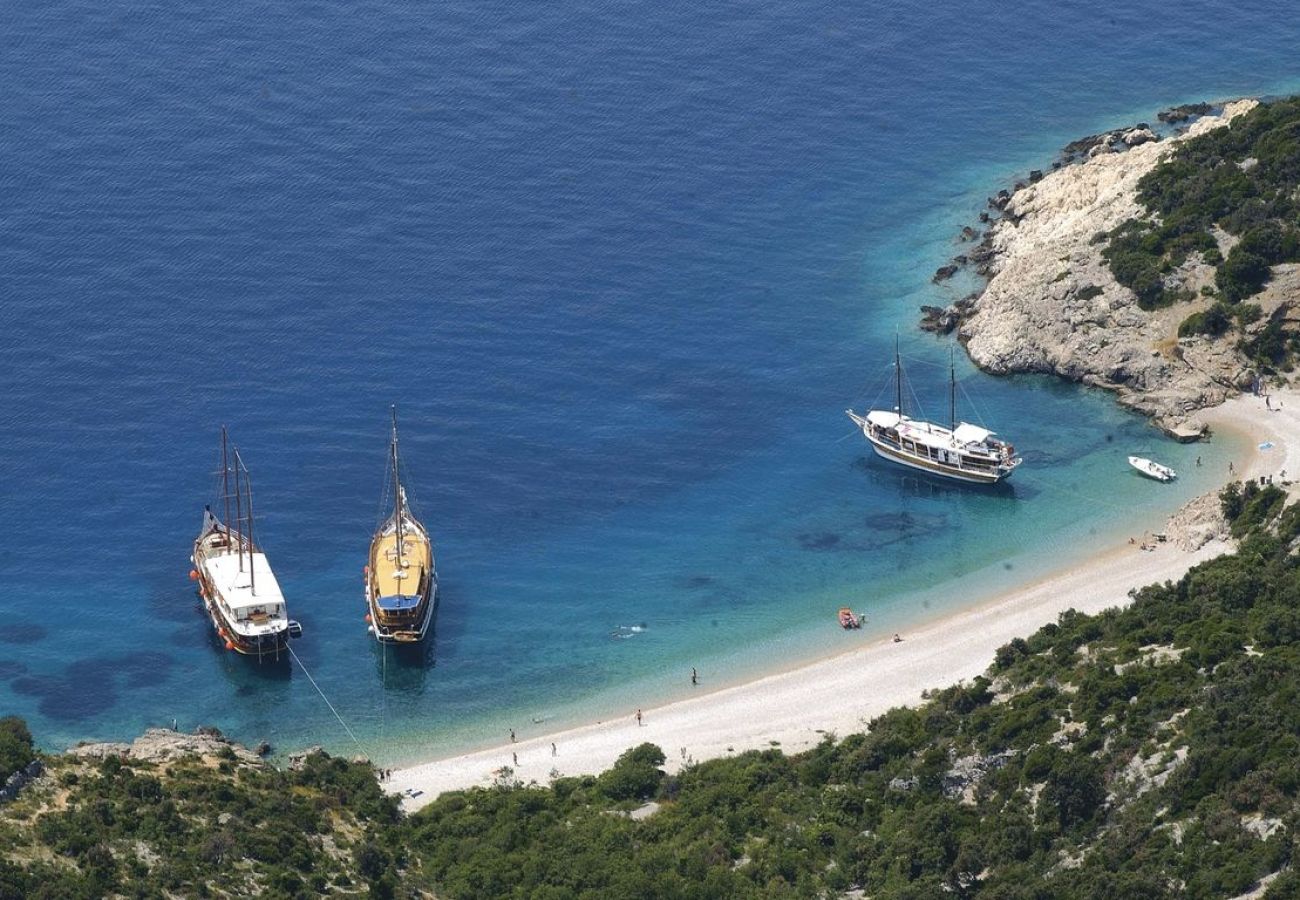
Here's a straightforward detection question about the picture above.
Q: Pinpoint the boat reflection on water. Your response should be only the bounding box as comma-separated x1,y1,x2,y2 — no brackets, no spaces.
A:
372,628,437,695
212,631,293,709
855,456,1021,500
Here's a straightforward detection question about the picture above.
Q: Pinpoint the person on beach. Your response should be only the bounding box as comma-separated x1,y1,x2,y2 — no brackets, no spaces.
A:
551,742,557,757
1229,461,1235,474
1196,456,1201,467
509,729,516,743
893,633,902,643
691,667,698,685
636,709,643,726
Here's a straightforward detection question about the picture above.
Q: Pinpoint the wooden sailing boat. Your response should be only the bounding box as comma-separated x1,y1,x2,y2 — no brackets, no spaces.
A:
191,429,294,661
365,407,437,644
846,343,1021,484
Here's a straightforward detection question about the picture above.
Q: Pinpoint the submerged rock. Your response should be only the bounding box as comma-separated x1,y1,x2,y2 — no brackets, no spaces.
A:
932,264,959,283
1158,102,1213,123
920,305,961,334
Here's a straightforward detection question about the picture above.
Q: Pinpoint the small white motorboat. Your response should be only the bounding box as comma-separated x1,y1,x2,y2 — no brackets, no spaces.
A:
1129,455,1176,482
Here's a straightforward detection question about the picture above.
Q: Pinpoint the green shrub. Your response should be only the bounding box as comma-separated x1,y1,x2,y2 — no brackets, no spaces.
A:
597,742,666,801
0,717,34,782
1216,247,1271,301
1179,303,1232,337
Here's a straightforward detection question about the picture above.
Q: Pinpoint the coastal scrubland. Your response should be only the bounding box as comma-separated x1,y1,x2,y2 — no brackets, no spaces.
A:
0,741,421,898
1103,97,1300,371
4,481,1300,898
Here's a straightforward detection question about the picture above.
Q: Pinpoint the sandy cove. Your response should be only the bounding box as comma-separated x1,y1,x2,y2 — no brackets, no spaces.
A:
388,390,1296,811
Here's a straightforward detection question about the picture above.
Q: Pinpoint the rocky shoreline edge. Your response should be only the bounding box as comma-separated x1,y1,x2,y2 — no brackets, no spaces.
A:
922,99,1269,441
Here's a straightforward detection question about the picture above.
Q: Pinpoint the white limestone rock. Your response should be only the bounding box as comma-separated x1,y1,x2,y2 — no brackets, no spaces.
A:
961,100,1261,437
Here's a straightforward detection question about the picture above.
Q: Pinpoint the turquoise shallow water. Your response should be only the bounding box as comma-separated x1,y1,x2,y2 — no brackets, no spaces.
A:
1,0,1297,761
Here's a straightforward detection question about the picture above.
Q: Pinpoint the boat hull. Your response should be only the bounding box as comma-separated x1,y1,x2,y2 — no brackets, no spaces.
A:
192,509,290,662
191,552,290,661
867,435,1011,484
366,514,437,645
366,585,437,645
1128,457,1175,482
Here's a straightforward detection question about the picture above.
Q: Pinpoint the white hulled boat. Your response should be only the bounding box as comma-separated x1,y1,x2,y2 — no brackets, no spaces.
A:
365,407,438,644
847,344,1021,485
1129,456,1176,482
191,429,292,661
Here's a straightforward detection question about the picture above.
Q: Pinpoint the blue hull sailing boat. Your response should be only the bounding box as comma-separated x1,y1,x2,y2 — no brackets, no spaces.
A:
365,408,438,644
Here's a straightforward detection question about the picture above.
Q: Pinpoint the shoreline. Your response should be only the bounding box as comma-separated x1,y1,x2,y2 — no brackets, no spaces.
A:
389,389,1292,810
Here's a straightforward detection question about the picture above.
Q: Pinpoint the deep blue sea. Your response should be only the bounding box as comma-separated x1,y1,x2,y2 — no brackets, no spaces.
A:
2,0,1297,762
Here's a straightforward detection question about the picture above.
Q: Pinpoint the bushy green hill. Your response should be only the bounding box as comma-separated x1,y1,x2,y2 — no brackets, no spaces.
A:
0,742,419,899
1103,97,1300,370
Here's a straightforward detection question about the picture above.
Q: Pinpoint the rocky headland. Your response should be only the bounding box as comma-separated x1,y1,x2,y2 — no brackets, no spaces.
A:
70,726,266,765
927,99,1271,440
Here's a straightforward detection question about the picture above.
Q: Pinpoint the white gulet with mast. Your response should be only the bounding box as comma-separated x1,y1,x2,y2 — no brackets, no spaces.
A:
846,344,1022,485
365,407,437,644
191,429,296,661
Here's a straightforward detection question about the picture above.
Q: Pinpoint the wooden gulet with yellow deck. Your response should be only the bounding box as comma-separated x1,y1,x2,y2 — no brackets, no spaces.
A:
846,343,1022,485
191,429,300,662
365,408,437,644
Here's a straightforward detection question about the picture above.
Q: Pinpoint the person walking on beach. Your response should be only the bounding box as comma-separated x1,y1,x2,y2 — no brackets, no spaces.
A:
551,742,557,757
509,729,516,743
512,752,518,766
635,708,643,726
691,667,698,685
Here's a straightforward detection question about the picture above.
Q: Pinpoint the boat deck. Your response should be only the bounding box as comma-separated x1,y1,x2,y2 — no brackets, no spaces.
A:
371,525,431,600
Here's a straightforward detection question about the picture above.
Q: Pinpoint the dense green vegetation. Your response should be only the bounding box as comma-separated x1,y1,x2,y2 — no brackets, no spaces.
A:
0,718,34,785
0,746,417,899
1102,97,1300,347
6,487,1300,897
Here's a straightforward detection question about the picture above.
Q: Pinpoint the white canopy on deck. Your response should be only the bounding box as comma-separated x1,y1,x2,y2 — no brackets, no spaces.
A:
865,410,901,428
205,552,286,613
952,422,994,445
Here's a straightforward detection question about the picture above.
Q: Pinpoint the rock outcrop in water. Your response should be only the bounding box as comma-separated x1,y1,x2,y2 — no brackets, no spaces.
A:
938,100,1260,439
72,726,263,764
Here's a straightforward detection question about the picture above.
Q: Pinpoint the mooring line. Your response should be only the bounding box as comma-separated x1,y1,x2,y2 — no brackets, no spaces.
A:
289,644,367,758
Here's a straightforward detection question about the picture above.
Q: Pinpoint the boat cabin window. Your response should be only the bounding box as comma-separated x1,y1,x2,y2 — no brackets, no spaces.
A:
239,604,283,621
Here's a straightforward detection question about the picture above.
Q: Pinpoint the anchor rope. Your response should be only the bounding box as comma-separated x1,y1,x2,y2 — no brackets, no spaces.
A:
288,644,367,758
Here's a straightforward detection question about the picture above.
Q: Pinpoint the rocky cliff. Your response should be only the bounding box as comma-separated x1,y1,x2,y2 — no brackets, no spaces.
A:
945,100,1261,439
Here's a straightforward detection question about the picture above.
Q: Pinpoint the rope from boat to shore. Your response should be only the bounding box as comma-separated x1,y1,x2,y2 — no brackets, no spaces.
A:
288,645,368,759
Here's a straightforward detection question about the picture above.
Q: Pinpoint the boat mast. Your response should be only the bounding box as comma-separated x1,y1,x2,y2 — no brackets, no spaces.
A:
221,427,233,537
949,347,956,432
391,406,403,561
894,334,903,417
243,452,256,595
233,447,244,573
